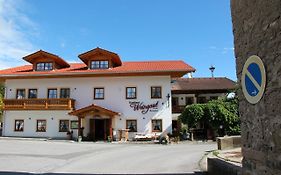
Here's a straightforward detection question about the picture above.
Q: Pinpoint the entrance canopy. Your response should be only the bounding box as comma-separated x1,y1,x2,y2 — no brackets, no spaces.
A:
69,104,120,117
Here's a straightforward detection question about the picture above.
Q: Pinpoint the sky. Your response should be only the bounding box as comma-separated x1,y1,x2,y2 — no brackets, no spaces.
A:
0,0,237,80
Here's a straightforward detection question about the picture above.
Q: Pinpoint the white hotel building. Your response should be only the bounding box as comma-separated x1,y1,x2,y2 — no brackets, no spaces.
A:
0,48,195,141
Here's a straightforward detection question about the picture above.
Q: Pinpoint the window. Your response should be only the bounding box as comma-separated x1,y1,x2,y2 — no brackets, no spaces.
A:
126,120,137,132
59,120,69,132
36,62,53,71
152,119,162,132
14,120,24,132
100,61,109,69
197,97,207,104
94,88,104,99
151,86,162,98
16,89,25,99
91,61,100,69
172,97,179,106
126,87,137,99
186,97,194,105
48,89,57,98
36,63,45,71
36,120,46,132
28,89,37,99
71,120,79,129
60,88,70,98
90,60,109,69
45,63,53,70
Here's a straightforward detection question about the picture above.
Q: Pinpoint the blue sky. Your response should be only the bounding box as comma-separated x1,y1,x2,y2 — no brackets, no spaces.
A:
0,0,236,80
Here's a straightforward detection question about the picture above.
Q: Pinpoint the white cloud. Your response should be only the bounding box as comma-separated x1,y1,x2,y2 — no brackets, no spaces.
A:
209,46,234,54
0,0,38,69
222,47,234,54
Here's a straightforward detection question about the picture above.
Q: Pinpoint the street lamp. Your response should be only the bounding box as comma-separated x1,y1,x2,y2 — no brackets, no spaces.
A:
209,65,215,78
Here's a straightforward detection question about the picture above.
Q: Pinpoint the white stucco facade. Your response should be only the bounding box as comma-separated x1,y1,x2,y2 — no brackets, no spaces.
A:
3,110,78,138
2,76,172,140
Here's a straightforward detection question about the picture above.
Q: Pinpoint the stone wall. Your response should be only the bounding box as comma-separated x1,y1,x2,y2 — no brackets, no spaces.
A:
217,136,241,150
208,158,241,175
231,0,281,174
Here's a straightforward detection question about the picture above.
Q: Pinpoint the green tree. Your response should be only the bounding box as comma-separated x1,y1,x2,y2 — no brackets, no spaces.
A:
180,104,204,128
179,94,240,136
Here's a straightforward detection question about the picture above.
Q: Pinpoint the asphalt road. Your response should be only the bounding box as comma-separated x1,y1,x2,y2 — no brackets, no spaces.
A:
0,139,216,174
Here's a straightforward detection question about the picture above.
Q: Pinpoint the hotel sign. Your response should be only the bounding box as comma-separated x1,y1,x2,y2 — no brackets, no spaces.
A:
129,101,159,114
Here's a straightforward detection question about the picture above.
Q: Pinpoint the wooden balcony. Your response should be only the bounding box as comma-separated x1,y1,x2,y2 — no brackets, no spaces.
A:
172,105,186,113
2,98,75,110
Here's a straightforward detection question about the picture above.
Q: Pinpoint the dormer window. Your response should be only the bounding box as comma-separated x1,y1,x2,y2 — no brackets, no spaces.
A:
79,48,122,69
91,61,99,69
23,50,70,72
100,61,109,68
90,60,109,69
36,62,53,71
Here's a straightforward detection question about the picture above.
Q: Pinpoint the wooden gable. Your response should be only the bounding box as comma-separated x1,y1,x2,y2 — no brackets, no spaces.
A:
78,47,122,68
23,50,70,70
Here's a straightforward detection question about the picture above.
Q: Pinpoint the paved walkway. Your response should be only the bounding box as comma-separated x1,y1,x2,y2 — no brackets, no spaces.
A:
0,138,216,174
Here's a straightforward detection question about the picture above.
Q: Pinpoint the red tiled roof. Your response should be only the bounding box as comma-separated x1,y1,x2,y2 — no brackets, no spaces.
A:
172,77,236,92
0,60,195,79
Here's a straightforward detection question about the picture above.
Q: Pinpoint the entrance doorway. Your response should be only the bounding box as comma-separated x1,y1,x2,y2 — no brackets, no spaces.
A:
90,119,111,141
172,120,181,136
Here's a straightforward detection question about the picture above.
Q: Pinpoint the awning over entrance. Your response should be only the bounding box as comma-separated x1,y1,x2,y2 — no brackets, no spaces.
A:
68,104,120,139
69,104,120,117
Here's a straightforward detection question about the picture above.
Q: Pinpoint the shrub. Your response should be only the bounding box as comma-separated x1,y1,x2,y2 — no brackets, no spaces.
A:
179,94,240,136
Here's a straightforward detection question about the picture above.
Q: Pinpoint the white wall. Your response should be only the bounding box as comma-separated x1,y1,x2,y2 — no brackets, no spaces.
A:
3,110,78,138
4,76,172,138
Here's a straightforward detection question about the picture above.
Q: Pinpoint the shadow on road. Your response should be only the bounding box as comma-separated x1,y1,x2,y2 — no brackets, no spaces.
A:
0,172,207,175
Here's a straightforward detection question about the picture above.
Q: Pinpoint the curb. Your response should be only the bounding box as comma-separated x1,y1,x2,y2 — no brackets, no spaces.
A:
199,149,242,172
198,150,216,172
0,136,75,143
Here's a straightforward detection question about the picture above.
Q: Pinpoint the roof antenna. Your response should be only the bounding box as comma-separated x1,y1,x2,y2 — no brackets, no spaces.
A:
209,65,215,78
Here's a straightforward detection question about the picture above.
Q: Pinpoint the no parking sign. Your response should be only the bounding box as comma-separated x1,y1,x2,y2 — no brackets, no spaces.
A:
241,55,266,104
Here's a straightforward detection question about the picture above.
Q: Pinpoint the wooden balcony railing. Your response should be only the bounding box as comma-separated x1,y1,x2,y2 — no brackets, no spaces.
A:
2,98,75,110
172,105,186,113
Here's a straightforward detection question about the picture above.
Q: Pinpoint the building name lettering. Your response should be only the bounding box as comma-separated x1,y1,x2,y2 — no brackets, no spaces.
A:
129,101,159,114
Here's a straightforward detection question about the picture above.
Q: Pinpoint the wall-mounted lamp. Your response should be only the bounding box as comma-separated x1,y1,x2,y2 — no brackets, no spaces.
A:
166,93,171,107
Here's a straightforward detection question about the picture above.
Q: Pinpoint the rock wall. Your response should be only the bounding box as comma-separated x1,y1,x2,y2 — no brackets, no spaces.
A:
208,158,241,175
231,0,281,174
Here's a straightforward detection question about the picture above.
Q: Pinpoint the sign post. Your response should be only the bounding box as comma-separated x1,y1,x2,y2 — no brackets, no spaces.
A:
241,55,266,104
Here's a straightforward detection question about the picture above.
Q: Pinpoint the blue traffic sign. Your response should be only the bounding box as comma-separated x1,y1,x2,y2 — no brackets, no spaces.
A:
242,55,266,104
